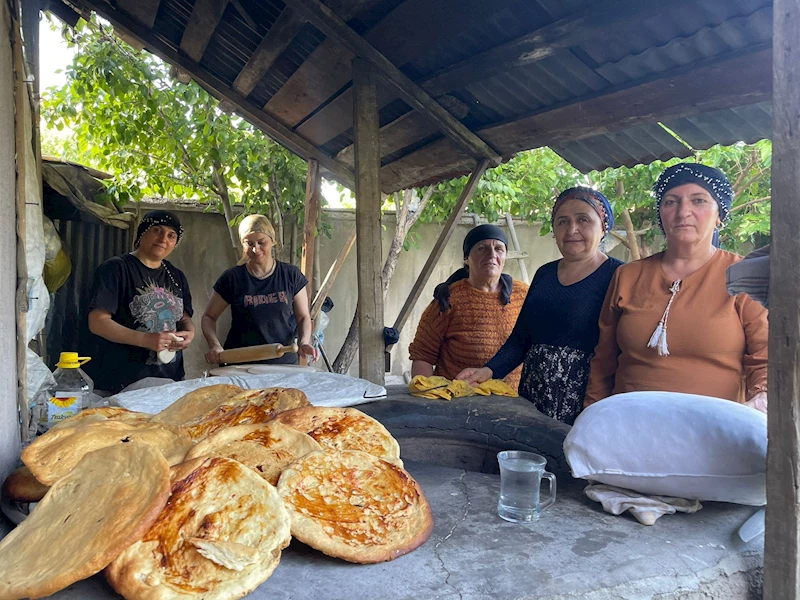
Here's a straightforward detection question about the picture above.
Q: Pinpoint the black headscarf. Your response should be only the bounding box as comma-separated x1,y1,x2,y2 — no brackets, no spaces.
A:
433,224,513,312
134,210,184,249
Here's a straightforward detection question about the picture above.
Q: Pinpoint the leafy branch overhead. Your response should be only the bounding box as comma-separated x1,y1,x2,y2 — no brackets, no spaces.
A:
41,16,310,258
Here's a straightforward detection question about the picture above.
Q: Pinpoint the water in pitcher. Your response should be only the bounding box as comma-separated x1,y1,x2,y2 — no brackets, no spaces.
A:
498,457,543,522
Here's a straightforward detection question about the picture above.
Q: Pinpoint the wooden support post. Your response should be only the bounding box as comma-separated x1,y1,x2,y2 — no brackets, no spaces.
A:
12,3,30,442
352,58,384,385
392,159,489,334
764,0,800,596
301,159,320,279
312,225,356,320
504,213,529,284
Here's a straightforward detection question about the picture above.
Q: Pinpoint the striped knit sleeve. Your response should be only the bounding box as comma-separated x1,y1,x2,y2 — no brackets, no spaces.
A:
408,300,452,366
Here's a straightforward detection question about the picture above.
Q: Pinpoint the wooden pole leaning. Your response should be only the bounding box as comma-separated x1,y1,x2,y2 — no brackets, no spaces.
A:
763,0,800,596
311,225,356,320
392,159,489,335
352,58,385,385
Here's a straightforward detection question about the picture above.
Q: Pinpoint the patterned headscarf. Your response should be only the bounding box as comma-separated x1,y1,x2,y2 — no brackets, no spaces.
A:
134,210,184,249
653,163,734,237
551,186,615,234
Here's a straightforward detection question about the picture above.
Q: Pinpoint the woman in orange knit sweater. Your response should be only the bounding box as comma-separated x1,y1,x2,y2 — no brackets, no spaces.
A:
585,164,768,412
408,225,528,390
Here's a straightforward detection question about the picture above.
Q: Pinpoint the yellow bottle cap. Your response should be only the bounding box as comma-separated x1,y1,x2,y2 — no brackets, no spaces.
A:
56,352,91,369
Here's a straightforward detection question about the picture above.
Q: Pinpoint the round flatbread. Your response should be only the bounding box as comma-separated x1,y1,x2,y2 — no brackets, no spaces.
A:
50,406,153,430
0,442,170,599
183,388,310,442
151,384,244,427
185,421,322,485
106,457,291,600
272,407,402,467
22,420,193,486
1,465,49,503
277,450,433,563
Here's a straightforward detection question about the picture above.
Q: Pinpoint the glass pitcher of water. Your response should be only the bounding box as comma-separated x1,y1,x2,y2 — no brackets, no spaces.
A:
497,450,557,523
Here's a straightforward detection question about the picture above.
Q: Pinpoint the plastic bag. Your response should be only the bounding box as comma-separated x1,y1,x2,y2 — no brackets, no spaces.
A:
43,248,72,293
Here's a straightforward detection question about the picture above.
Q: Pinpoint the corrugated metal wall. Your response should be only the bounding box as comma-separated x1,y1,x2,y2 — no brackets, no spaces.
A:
46,220,131,370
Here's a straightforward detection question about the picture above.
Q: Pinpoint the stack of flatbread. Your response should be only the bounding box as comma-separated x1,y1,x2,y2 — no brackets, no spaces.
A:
0,385,434,598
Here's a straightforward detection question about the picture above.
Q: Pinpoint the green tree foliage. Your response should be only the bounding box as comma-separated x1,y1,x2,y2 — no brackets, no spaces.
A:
41,17,310,259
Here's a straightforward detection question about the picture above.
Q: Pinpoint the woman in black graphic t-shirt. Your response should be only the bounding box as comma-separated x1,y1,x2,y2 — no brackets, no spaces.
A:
86,210,195,393
202,214,319,365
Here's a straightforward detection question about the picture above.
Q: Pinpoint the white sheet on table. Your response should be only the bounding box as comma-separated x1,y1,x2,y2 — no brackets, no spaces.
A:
110,372,387,415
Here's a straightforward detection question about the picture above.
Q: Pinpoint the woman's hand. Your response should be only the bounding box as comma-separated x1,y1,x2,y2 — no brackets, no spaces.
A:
170,330,193,350
144,331,181,353
299,343,319,363
205,343,224,364
745,391,767,414
456,366,493,386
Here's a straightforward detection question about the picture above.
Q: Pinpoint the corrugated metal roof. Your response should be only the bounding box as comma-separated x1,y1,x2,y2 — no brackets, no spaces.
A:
664,102,772,149
78,0,775,191
551,124,692,173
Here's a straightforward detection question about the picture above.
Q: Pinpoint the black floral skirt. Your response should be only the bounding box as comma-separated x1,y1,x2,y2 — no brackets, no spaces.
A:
518,343,592,425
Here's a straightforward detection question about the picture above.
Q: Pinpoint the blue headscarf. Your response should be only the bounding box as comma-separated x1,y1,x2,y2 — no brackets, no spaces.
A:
653,164,734,247
551,186,615,234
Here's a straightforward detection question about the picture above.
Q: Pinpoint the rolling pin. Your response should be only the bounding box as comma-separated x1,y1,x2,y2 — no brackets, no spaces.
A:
218,343,298,365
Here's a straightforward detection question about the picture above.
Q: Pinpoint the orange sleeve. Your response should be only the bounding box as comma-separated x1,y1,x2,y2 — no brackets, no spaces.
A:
584,268,623,406
408,300,452,366
736,293,769,397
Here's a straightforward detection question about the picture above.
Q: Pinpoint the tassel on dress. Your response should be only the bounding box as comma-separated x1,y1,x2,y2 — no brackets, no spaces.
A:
648,279,681,357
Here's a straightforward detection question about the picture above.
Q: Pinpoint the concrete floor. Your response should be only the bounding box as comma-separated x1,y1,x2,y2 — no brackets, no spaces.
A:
15,460,762,600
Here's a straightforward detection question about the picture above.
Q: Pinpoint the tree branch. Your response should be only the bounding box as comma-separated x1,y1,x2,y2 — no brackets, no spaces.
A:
211,156,241,263
407,186,435,230
731,196,771,213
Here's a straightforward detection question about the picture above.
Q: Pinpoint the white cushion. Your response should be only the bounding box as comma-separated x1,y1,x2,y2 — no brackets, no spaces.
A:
563,391,767,505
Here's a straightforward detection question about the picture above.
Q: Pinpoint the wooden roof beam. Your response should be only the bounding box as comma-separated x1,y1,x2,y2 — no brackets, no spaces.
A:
115,0,161,29
293,0,518,145
282,0,502,166
261,0,387,126
232,7,306,97
419,0,736,97
334,0,769,165
180,0,228,63
74,0,355,188
380,45,773,192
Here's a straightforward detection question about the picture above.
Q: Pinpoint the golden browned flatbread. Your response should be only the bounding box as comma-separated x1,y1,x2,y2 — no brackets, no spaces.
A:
277,449,433,564
150,384,244,427
106,456,291,600
272,406,403,467
1,465,49,503
185,421,322,485
22,420,193,486
183,388,310,442
50,406,153,430
0,442,170,599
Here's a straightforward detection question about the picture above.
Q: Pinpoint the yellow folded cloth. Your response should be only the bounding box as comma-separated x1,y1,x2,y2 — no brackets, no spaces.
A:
408,375,518,400
475,379,518,397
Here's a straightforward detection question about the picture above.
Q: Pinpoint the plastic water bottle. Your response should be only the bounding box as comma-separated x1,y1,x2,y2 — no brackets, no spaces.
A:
41,352,94,431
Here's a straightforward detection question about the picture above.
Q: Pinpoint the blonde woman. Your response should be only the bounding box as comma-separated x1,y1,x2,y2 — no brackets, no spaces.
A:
202,215,318,364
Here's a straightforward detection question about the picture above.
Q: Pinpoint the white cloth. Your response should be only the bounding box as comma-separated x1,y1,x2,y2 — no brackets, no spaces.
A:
584,483,702,525
564,391,767,505
111,372,387,414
